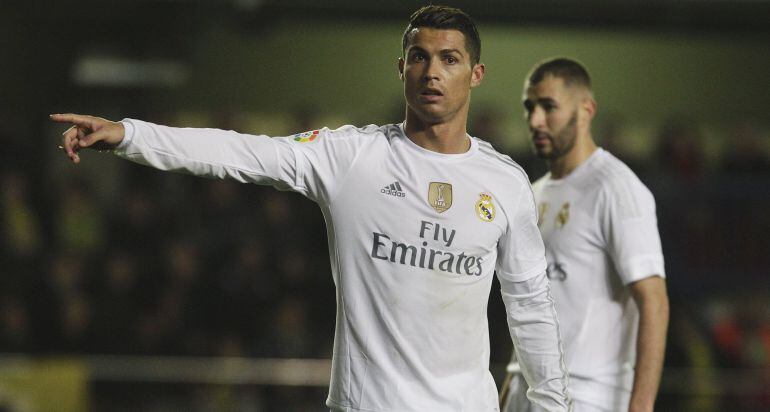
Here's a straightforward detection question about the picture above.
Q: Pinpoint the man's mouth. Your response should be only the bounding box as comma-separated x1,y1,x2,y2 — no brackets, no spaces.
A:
419,88,443,103
532,132,551,145
420,88,444,101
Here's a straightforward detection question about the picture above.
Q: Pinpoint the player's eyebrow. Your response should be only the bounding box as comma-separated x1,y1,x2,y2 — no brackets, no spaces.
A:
440,48,462,55
523,97,556,107
408,46,464,57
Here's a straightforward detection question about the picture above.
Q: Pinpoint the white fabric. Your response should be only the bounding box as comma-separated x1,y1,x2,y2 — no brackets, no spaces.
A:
116,119,569,411
505,148,665,411
506,373,607,412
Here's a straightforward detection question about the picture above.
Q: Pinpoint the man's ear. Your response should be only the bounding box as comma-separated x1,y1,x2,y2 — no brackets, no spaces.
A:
582,96,597,121
577,95,597,132
470,63,485,88
398,58,405,81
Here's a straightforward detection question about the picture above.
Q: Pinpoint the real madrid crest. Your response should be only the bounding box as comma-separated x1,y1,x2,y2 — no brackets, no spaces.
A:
556,202,570,228
428,182,452,213
475,193,496,222
537,202,549,227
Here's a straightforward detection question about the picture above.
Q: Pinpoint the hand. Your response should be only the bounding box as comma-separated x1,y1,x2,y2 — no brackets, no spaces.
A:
50,113,125,164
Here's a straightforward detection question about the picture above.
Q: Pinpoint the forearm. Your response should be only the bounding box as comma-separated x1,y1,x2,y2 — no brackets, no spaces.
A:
116,119,291,185
629,279,669,412
500,271,569,411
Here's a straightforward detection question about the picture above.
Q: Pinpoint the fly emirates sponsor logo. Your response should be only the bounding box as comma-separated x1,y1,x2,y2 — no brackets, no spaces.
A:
370,221,484,276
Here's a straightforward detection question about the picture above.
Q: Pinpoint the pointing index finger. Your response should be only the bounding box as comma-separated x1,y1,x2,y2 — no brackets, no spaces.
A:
49,113,95,129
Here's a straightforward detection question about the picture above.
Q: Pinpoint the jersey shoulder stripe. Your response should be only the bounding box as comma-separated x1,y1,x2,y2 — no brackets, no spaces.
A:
475,138,530,187
591,151,654,219
327,123,388,141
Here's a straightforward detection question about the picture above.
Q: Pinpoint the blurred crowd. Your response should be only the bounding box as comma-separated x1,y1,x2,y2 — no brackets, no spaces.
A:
1,110,769,410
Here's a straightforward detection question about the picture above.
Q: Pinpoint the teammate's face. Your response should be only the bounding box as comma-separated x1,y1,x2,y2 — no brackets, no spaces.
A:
399,28,484,124
523,75,580,160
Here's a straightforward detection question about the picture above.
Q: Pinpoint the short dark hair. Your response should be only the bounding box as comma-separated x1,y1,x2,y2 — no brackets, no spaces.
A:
527,57,592,90
402,5,481,66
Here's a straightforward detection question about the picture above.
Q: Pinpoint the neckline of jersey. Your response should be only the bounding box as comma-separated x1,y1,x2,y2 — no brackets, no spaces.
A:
546,147,605,185
398,123,478,161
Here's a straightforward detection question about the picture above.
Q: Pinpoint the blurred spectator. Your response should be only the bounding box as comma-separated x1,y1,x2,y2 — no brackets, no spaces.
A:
721,120,770,176
213,235,275,354
107,182,164,253
666,303,719,412
0,169,43,259
55,180,105,254
706,293,770,409
264,297,312,358
709,294,770,368
38,252,95,353
653,117,706,182
91,250,143,354
153,239,209,355
0,296,32,352
595,112,647,174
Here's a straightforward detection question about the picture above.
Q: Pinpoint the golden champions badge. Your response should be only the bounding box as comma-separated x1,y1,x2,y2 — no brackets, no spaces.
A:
538,202,549,227
475,193,496,222
428,182,452,213
556,202,570,228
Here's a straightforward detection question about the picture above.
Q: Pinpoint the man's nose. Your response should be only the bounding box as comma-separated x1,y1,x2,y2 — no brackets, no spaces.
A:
528,107,545,130
422,58,440,82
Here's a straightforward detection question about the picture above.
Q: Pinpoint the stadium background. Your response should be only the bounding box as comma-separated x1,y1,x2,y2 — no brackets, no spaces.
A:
2,1,769,410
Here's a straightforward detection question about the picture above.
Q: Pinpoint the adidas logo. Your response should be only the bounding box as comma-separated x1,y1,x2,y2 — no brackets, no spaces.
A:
381,181,406,197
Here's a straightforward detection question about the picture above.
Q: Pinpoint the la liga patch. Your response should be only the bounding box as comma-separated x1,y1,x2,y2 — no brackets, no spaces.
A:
293,130,319,143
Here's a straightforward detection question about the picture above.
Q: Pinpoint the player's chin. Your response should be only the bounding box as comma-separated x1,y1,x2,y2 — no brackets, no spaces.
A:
414,105,450,122
533,147,553,159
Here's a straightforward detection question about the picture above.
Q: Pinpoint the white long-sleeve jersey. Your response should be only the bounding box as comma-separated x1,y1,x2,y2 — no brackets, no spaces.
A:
115,119,569,411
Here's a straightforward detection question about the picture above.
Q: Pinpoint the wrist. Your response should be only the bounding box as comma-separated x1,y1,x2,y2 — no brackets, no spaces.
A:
114,119,133,151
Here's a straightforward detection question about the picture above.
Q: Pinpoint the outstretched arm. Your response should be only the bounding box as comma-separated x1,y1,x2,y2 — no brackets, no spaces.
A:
628,275,669,412
50,114,363,204
50,114,291,187
51,113,126,164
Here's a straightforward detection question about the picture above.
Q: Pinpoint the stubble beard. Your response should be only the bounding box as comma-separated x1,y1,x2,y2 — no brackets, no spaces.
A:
534,110,578,161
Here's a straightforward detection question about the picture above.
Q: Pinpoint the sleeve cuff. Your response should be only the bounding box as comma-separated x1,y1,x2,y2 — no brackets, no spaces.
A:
114,119,136,152
621,254,666,285
496,259,548,283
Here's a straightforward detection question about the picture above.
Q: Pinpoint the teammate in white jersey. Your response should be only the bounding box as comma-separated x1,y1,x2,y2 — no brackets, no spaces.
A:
501,58,669,412
52,6,569,411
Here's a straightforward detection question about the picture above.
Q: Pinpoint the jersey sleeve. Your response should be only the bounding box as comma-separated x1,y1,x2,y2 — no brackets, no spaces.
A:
601,175,666,285
496,179,570,410
115,119,364,204
496,180,547,281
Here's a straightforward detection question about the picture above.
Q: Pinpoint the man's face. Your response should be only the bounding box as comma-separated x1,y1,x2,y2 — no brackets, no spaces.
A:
523,75,580,160
399,27,484,124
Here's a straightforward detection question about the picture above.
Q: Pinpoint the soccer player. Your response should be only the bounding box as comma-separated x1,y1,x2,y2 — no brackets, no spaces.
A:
53,6,569,411
501,58,669,412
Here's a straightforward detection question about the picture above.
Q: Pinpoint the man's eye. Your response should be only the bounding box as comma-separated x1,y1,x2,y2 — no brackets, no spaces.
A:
412,54,425,62
446,56,457,64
